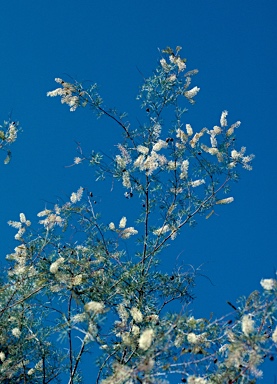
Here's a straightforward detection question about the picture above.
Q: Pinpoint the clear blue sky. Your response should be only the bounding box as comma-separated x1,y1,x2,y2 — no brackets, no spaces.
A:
0,0,276,381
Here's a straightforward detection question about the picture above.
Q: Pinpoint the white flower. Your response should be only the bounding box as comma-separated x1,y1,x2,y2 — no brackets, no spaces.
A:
71,274,83,286
169,55,186,72
190,128,207,148
70,187,83,204
216,197,234,205
176,128,188,143
122,171,131,188
187,332,198,344
71,313,87,324
109,222,115,230
160,58,170,72
132,325,140,336
139,329,154,350
137,145,149,155
117,303,129,322
231,150,240,160
212,125,222,135
210,135,217,148
226,121,241,136
74,157,83,165
84,301,105,314
180,159,189,179
260,278,276,290
167,74,177,82
12,327,21,338
186,124,193,136
242,314,254,336
0,352,5,362
153,224,170,236
220,110,228,127
27,368,35,375
190,179,205,188
37,209,52,217
175,57,186,72
119,217,127,228
167,160,178,170
130,307,143,323
134,154,145,168
8,220,22,229
184,86,200,99
120,227,138,239
50,257,65,274
19,213,26,223
152,140,168,152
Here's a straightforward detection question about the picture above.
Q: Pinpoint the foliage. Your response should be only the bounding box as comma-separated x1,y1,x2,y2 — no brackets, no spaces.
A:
0,47,276,384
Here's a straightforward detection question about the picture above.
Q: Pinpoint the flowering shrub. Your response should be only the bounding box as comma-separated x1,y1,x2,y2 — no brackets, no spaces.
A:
0,47,276,383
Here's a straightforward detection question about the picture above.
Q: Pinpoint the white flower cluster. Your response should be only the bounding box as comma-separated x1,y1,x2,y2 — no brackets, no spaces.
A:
70,186,84,204
47,78,82,111
241,314,255,336
49,257,65,274
153,224,171,236
230,147,255,170
5,122,18,143
260,278,276,290
37,205,64,230
138,328,154,351
169,54,186,72
184,86,201,100
187,332,207,345
216,197,234,205
175,112,254,172
84,301,105,314
109,217,138,239
6,244,36,277
134,144,167,176
8,213,31,241
130,307,143,323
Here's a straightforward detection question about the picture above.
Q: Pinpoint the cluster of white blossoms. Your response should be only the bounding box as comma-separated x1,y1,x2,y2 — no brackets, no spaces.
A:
8,213,31,241
160,54,186,73
37,205,64,231
134,142,167,176
84,301,105,314
187,332,208,345
160,52,201,104
47,78,83,112
100,362,133,384
153,224,171,236
73,156,83,165
11,327,21,338
184,86,201,100
49,257,65,274
241,314,255,336
109,216,138,239
176,111,254,172
169,54,186,72
260,278,277,290
216,197,234,205
70,186,84,204
6,244,36,277
130,307,143,323
138,328,154,351
5,122,18,143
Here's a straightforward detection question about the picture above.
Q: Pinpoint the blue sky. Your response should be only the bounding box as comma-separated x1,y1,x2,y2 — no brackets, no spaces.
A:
0,0,276,381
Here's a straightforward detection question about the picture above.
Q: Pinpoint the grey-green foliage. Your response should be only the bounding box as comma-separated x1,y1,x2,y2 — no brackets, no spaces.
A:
0,47,276,384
